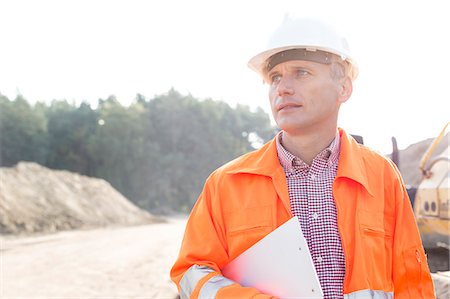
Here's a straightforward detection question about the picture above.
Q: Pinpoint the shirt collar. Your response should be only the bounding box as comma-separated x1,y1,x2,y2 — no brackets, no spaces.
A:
224,128,374,198
276,130,340,174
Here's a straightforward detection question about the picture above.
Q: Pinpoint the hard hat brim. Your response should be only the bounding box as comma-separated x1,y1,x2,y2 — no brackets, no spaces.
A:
248,45,358,81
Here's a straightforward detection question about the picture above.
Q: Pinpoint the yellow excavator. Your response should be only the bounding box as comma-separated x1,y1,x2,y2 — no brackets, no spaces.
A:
390,123,449,273
413,122,450,251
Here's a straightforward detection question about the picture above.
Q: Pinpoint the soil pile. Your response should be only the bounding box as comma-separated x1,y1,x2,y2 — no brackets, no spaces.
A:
0,162,160,235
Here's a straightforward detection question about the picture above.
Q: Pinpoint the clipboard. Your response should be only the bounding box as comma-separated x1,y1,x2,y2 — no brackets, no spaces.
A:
222,216,324,299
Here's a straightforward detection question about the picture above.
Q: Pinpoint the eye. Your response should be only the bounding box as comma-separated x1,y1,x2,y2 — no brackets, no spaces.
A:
295,69,310,77
269,73,281,85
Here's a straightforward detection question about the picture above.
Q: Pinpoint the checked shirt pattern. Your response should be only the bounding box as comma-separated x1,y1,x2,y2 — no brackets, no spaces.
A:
276,131,345,299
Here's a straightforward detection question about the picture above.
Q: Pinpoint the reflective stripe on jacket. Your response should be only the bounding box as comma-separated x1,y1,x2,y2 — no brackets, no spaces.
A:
170,128,435,298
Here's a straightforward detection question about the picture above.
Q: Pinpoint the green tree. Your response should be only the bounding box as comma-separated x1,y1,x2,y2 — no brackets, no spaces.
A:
89,96,157,206
46,100,98,175
141,89,276,212
0,94,48,166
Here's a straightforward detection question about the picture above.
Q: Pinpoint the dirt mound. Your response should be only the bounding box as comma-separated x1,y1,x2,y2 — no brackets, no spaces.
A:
0,162,161,235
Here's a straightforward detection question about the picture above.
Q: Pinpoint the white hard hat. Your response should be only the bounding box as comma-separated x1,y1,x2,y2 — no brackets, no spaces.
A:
248,17,358,81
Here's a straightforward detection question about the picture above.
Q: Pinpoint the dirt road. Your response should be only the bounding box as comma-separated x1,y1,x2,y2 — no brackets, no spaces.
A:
1,216,448,299
1,217,187,299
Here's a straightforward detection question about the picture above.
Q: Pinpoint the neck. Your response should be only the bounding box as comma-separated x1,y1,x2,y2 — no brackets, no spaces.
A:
281,127,338,166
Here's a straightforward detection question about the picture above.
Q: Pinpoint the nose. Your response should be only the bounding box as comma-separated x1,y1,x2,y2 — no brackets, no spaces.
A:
276,75,295,96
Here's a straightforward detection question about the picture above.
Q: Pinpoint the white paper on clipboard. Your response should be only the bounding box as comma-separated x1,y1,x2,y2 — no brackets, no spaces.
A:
221,216,324,299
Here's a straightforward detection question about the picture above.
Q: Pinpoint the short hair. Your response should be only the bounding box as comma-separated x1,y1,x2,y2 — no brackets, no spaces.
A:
329,55,353,82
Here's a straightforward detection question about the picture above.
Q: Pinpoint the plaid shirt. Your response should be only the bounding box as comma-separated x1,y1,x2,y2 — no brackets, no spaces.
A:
276,131,345,299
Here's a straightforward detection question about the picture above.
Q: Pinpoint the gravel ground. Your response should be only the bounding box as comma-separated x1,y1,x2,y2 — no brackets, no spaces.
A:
1,217,187,299
1,216,447,299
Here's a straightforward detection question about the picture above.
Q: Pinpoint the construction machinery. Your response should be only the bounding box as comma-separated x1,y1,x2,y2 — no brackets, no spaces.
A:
413,123,450,251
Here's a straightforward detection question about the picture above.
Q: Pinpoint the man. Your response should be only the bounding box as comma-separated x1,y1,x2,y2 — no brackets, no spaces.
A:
171,17,435,299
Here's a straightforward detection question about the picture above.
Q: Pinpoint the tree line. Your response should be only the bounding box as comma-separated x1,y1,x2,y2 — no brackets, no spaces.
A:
0,89,276,213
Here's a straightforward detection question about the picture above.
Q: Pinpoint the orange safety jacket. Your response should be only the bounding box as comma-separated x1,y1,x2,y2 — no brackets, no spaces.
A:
171,128,435,299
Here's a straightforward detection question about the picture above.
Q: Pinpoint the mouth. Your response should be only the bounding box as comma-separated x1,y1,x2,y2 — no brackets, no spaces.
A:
277,102,302,112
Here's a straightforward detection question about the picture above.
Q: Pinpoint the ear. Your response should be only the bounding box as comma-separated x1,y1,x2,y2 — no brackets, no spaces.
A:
337,77,353,103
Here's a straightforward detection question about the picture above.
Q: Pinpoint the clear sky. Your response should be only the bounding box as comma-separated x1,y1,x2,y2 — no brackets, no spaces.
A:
1,0,448,154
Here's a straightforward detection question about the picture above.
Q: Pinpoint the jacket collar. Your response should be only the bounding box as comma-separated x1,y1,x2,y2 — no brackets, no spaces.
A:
224,137,282,178
225,128,373,196
336,128,374,197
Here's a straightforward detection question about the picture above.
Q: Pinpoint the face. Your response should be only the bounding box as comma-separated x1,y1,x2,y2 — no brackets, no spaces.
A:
266,59,352,136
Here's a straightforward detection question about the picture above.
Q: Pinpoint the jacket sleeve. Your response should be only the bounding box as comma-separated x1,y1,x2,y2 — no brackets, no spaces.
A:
170,174,276,299
390,162,436,298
